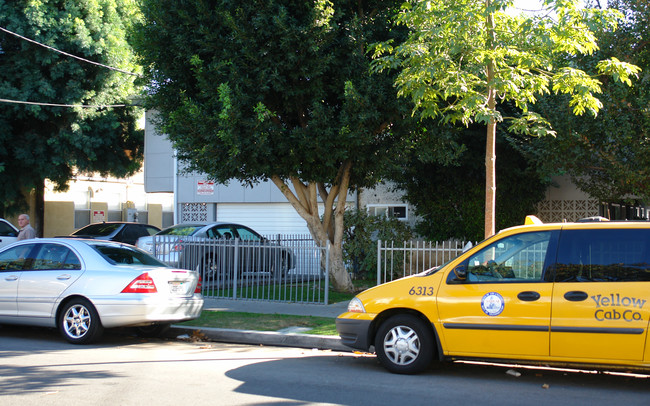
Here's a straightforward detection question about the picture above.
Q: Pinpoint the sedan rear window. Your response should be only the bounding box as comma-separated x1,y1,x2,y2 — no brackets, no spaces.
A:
92,244,169,267
73,223,121,236
157,225,203,236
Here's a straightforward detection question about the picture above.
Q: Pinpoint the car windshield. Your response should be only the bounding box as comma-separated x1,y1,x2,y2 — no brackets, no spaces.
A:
157,225,203,236
91,243,169,267
72,223,121,236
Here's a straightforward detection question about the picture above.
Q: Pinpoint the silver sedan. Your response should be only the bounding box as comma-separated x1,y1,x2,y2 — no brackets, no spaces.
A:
0,238,204,344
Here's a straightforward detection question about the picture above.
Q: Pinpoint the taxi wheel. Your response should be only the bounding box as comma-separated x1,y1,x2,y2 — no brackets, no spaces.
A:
375,314,434,374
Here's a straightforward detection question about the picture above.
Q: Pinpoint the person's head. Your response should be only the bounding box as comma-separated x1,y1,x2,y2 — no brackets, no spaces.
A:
18,214,30,227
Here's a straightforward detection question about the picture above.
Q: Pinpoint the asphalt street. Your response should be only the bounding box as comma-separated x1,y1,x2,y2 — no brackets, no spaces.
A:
168,298,352,352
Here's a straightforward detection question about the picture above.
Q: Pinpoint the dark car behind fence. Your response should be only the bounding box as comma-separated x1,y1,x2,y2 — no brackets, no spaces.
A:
149,234,330,304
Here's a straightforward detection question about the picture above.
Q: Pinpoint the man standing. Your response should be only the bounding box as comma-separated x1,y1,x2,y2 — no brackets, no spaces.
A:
17,214,36,240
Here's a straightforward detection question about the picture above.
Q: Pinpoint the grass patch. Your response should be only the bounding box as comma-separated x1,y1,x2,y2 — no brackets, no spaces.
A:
202,278,375,304
179,311,338,336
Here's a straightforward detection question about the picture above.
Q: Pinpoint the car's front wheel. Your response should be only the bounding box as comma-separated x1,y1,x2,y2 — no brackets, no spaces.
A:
59,298,104,344
374,314,434,374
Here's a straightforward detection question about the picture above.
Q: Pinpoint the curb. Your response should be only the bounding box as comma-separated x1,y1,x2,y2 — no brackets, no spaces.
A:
168,326,352,352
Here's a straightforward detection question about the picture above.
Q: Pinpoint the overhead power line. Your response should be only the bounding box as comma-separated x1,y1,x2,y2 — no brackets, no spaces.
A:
0,25,142,77
0,98,130,108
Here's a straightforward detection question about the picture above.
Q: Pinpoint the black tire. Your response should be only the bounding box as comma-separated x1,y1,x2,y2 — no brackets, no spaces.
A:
58,298,104,344
374,314,434,374
136,323,171,337
270,254,288,278
197,255,221,279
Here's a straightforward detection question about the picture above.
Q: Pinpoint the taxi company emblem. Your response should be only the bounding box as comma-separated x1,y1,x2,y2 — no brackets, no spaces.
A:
481,292,504,316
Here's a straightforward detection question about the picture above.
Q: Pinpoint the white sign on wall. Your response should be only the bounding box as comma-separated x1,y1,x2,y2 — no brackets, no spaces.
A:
197,180,215,196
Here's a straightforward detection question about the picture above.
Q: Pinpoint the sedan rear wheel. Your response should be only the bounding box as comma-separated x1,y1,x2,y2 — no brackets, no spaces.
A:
375,314,434,374
59,298,104,344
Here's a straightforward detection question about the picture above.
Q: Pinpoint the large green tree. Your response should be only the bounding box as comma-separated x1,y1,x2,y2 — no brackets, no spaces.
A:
392,121,548,242
133,0,423,292
0,0,144,232
372,0,640,238
523,0,650,204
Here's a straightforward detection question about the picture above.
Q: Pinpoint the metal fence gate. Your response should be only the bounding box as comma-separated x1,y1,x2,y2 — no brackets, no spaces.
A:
377,239,475,284
151,234,330,304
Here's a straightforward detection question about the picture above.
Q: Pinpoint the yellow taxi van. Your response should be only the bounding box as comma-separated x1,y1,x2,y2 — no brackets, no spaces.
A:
336,216,650,374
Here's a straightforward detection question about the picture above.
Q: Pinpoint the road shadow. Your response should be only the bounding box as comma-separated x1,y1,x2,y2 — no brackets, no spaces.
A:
225,353,650,406
0,324,171,355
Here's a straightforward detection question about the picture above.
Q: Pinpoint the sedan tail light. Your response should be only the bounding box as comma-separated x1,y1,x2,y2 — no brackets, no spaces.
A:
121,273,158,293
195,276,202,293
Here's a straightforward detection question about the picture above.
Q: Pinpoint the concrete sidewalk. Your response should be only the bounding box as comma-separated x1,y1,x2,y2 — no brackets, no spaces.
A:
169,298,353,352
201,298,349,318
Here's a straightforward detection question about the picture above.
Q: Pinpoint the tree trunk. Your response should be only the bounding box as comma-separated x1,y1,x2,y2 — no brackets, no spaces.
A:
485,121,496,239
34,179,44,238
271,162,355,293
484,0,497,239
21,181,44,238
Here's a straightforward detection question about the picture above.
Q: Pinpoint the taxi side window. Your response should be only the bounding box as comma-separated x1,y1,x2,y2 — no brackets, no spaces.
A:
555,229,650,282
452,231,553,283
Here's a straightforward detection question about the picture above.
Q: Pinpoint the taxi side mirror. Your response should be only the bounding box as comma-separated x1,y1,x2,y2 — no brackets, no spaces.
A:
453,265,467,281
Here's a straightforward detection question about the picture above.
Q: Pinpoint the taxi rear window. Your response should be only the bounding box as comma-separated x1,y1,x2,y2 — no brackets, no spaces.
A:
555,229,650,282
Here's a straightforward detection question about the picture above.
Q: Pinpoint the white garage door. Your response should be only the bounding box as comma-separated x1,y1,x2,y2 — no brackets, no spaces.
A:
215,203,322,236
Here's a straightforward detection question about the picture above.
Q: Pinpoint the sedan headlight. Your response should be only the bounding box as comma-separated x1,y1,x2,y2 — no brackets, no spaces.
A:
347,297,366,313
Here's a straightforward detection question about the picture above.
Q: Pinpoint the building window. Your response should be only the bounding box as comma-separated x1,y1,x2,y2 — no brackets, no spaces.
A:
181,203,208,222
367,204,408,221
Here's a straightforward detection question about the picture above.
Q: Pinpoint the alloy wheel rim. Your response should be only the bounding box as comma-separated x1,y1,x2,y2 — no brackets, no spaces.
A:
383,325,420,366
63,304,91,339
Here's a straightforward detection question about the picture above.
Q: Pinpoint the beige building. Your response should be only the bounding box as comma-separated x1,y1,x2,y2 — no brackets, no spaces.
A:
8,170,174,238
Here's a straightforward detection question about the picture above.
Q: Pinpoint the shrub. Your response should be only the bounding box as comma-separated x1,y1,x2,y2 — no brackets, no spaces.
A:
343,209,414,279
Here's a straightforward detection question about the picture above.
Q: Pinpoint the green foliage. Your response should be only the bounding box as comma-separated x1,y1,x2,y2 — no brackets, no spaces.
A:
392,121,548,242
370,0,639,236
343,209,413,278
0,0,143,214
133,0,415,188
373,0,638,132
523,0,650,203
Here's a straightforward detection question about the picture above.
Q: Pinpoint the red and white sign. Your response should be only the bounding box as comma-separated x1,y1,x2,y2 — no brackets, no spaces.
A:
197,180,215,195
93,210,106,223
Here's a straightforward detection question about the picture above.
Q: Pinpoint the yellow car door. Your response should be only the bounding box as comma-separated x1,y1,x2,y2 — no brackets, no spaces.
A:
437,230,558,358
550,227,650,361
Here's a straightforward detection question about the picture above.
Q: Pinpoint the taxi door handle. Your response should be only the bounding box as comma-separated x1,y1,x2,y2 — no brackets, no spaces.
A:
517,291,541,301
564,291,588,302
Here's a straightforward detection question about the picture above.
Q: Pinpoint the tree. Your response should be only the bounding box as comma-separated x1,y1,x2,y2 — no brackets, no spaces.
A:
522,0,650,204
372,0,640,238
133,0,427,292
0,0,144,232
392,120,548,242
